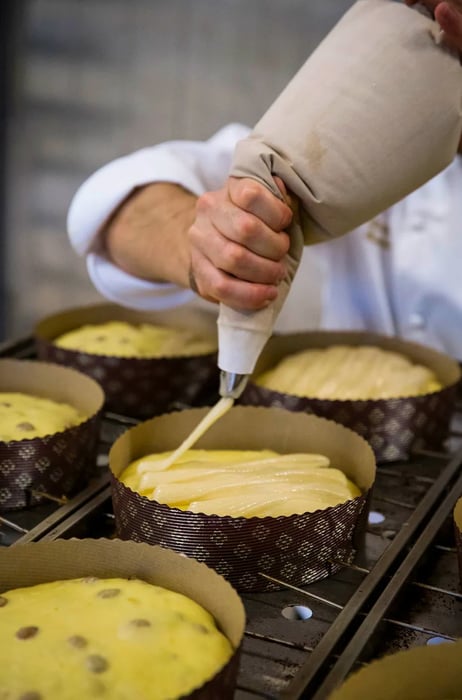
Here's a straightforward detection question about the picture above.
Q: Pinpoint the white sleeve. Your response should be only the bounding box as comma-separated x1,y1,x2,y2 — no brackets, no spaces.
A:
67,123,251,310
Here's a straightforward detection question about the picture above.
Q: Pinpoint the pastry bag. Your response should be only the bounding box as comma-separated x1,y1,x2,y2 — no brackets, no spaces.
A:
217,0,462,398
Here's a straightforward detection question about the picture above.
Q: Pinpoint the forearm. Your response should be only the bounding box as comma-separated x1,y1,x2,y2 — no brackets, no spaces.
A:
103,182,197,289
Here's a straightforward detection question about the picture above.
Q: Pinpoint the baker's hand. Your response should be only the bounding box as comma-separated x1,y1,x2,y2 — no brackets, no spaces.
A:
406,1,462,51
188,177,293,311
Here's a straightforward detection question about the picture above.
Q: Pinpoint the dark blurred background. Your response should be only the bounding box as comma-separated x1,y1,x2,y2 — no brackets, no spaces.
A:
1,0,354,340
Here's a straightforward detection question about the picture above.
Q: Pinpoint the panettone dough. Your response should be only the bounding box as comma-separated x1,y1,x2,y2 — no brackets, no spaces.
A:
0,393,85,442
54,321,217,358
0,576,233,700
120,448,360,517
254,345,442,400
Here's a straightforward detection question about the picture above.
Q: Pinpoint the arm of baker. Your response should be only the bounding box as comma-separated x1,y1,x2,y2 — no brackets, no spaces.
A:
66,123,251,310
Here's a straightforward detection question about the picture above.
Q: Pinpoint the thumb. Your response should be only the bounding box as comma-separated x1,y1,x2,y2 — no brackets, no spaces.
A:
273,176,290,203
273,175,300,223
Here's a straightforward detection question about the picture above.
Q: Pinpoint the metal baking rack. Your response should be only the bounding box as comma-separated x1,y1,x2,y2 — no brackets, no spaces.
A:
1,334,461,699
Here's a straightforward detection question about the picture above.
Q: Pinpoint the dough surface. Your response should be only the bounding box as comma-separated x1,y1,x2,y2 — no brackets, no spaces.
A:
0,576,233,700
120,448,361,517
0,392,85,442
55,321,217,358
254,345,442,400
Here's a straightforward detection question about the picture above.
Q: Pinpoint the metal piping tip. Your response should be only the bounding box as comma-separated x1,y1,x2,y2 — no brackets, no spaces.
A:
219,371,249,399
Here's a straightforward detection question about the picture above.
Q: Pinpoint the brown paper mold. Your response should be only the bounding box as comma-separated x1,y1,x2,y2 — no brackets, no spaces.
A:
454,497,462,590
0,359,104,511
239,331,460,463
328,640,462,700
0,538,245,699
34,302,220,419
109,405,376,593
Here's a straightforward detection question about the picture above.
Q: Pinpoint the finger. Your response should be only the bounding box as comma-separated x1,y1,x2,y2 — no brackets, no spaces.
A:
273,176,290,205
191,254,280,311
189,214,287,285
435,1,462,40
405,1,462,50
228,177,293,231
196,190,290,262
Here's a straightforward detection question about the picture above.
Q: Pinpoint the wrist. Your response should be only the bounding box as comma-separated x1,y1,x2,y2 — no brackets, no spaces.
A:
104,182,196,288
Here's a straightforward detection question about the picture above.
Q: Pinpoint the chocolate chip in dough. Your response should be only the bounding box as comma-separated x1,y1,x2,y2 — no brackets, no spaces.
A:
0,402,11,407
86,654,109,674
68,634,88,649
194,623,210,634
16,626,39,640
129,618,151,628
97,588,120,599
0,596,8,607
18,692,42,700
81,576,99,584
16,422,35,432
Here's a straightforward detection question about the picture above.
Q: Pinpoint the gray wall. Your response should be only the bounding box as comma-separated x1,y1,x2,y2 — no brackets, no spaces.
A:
5,0,354,338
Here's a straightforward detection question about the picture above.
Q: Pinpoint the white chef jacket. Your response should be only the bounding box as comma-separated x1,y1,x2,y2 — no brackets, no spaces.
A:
67,123,462,360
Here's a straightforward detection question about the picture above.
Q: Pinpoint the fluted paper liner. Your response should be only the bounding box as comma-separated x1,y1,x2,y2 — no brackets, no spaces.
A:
35,302,220,419
109,405,376,592
0,359,104,511
329,640,462,700
454,498,462,591
239,331,460,463
0,538,244,699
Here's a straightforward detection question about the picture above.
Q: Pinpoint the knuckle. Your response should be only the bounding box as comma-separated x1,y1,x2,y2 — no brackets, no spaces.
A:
234,180,264,210
211,276,229,299
196,191,216,214
235,212,258,242
225,241,247,268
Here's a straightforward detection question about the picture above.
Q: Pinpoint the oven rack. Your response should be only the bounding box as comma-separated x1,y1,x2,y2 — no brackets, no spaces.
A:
1,335,461,699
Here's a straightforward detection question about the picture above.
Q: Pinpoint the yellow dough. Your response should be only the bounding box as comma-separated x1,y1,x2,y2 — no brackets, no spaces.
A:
54,321,217,358
0,576,233,700
120,448,361,517
254,345,442,400
0,393,85,442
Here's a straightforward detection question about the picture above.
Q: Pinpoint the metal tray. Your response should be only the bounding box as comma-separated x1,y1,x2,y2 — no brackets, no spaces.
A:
1,335,461,699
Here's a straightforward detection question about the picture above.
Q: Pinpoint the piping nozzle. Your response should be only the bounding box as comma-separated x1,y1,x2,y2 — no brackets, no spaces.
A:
219,371,249,399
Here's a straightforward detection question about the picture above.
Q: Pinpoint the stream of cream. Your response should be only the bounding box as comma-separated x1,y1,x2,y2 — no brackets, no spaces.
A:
155,397,235,471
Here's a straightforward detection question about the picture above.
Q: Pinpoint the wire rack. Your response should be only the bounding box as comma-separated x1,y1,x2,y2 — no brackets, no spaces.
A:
1,335,462,699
